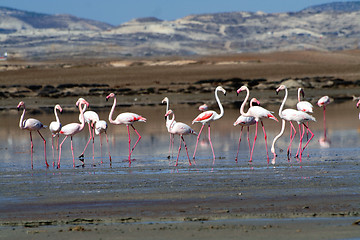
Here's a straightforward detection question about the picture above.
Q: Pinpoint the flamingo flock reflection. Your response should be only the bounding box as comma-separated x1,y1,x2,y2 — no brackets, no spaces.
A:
17,85,339,168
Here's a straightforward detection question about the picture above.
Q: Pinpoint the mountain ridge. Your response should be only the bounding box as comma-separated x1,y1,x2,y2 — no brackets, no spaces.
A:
0,2,359,59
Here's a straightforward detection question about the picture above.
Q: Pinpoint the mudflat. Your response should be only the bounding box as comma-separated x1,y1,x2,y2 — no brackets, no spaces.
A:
1,50,360,239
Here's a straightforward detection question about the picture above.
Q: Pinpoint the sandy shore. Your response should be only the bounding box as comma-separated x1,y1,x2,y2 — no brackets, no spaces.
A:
1,50,360,239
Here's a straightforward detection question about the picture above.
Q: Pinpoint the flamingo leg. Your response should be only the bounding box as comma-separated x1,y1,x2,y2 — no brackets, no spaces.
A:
175,136,182,166
29,132,33,169
296,124,303,160
208,124,216,165
37,130,48,168
127,125,132,164
288,122,297,159
51,136,55,167
250,121,259,162
235,126,244,162
105,132,112,163
58,136,68,168
302,124,315,153
247,126,251,156
70,136,75,168
79,123,92,159
99,133,104,164
192,124,205,160
323,106,327,139
260,120,270,164
182,136,192,166
92,126,95,163
130,125,142,155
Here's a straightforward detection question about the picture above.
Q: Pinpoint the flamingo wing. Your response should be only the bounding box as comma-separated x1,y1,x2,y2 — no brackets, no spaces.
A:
297,101,313,113
192,111,214,124
115,112,146,125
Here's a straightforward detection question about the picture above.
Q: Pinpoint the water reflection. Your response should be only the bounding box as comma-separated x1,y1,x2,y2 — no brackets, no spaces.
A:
0,100,360,170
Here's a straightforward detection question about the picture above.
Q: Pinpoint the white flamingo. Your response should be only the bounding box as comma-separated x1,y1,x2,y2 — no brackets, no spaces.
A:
17,101,48,168
58,98,89,168
49,104,63,166
165,109,197,166
106,93,146,165
94,119,112,164
79,107,100,162
162,97,176,159
192,86,226,164
271,85,316,163
233,98,258,162
237,86,278,163
317,96,331,145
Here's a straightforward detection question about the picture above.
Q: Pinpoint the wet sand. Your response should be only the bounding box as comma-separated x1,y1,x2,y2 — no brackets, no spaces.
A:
1,50,360,239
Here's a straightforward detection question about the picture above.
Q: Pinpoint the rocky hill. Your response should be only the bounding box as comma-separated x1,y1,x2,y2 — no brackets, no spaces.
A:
0,2,360,59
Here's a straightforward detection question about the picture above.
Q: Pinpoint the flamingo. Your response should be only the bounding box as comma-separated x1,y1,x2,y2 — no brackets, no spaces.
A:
162,97,176,159
94,120,112,164
317,96,331,145
233,98,259,162
106,93,146,164
78,108,100,162
198,104,208,112
58,98,89,168
165,109,197,166
237,86,278,163
271,85,316,163
297,88,313,154
49,104,63,167
17,101,48,168
192,86,226,164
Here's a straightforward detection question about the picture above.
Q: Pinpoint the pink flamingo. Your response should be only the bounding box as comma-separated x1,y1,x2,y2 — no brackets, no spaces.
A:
106,93,147,164
198,104,208,112
49,104,63,167
17,101,48,168
58,98,89,168
79,108,99,162
237,86,278,163
165,109,197,166
94,120,112,164
317,96,331,145
162,97,176,159
192,86,226,164
233,98,259,162
271,85,316,162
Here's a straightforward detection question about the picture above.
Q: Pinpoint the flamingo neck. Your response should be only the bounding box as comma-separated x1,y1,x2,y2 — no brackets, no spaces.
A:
108,96,117,124
165,100,170,122
169,111,176,130
79,103,86,130
271,119,286,156
54,107,60,123
214,88,224,120
278,87,288,118
240,87,250,117
19,106,26,129
297,88,301,102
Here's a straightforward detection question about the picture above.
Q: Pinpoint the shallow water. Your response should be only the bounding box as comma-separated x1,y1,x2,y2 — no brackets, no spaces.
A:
1,100,360,171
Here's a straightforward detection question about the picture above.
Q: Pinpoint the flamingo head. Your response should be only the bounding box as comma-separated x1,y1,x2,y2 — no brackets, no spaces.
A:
216,86,226,96
106,93,115,101
298,88,305,98
165,109,173,118
16,101,25,110
276,85,286,95
161,97,169,104
236,86,248,95
250,98,260,107
55,104,63,113
76,98,89,108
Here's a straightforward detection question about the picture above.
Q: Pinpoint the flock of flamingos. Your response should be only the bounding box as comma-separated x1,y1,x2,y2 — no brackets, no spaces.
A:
17,85,341,169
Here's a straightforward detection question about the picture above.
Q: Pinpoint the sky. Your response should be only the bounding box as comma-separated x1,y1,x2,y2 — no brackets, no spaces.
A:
0,0,354,26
